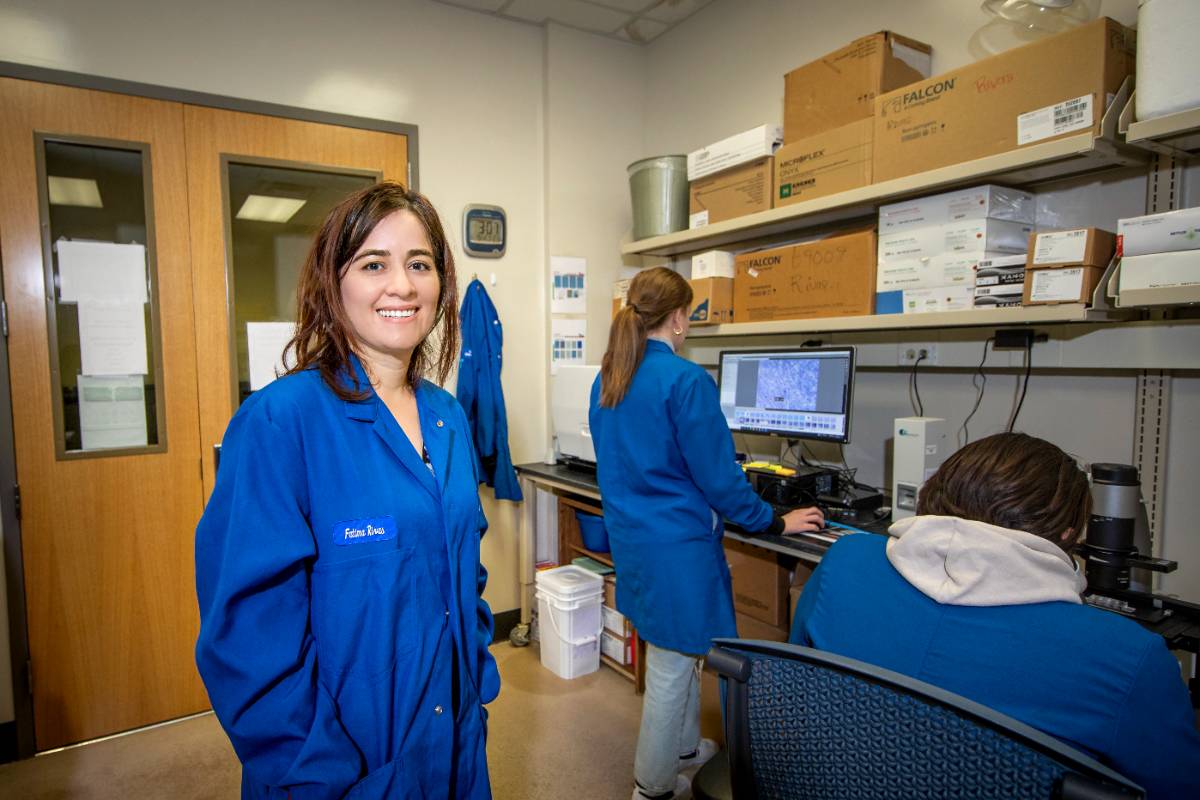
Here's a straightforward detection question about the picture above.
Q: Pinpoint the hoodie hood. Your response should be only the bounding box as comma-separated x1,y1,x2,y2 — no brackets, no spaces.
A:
886,515,1085,607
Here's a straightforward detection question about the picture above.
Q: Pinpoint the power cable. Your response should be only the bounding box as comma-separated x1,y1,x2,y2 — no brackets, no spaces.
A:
909,352,926,416
1007,339,1034,433
959,337,993,447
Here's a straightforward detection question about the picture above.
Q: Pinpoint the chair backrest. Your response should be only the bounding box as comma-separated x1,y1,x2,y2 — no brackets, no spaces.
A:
707,639,1144,800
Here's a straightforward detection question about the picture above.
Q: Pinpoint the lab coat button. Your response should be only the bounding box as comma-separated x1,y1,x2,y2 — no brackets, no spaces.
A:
436,419,444,427
434,705,444,715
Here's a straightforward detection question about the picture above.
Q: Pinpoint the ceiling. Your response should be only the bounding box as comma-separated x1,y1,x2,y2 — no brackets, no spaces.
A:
432,0,715,44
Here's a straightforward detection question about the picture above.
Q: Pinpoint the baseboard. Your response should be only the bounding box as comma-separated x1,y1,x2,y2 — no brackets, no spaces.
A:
0,720,16,764
492,608,520,644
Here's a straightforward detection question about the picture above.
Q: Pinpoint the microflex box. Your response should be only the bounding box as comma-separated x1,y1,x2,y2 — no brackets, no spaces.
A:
878,185,1036,233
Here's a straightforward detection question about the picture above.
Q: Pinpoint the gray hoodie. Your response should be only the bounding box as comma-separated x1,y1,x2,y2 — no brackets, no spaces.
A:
886,515,1085,606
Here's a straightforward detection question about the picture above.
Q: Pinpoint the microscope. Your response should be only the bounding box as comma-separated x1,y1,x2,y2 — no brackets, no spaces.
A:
1078,463,1200,691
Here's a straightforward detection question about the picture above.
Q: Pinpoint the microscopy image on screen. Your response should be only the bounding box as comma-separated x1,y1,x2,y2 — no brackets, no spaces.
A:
755,359,819,411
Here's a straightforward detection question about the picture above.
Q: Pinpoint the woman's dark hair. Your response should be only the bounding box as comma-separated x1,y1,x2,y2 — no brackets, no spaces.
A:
917,432,1091,546
598,267,692,407
284,181,459,399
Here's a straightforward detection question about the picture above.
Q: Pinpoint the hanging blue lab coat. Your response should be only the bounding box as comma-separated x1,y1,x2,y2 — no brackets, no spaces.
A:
195,356,499,800
588,340,776,655
456,280,522,502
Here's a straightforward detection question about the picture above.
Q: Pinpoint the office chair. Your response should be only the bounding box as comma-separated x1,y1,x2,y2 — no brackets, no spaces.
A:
694,639,1144,800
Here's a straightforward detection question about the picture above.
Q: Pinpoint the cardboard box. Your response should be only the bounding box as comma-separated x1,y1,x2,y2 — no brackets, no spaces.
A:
1029,228,1115,269
789,561,815,627
878,219,1033,266
612,279,630,320
735,611,790,642
734,229,877,323
1024,265,1105,305
873,18,1134,183
877,251,998,293
878,184,1036,233
785,31,932,142
691,250,736,280
775,118,873,207
1118,250,1200,292
724,538,789,627
688,124,783,181
688,277,734,326
600,630,633,666
700,668,724,746
602,604,630,637
689,157,773,228
902,285,974,313
603,575,616,609
1117,207,1200,258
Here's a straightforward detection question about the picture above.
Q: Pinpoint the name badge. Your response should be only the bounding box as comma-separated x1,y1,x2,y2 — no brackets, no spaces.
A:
333,516,397,546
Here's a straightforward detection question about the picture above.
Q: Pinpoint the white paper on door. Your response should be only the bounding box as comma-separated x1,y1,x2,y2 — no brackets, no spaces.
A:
247,321,298,391
78,375,148,450
78,303,148,376
56,240,149,304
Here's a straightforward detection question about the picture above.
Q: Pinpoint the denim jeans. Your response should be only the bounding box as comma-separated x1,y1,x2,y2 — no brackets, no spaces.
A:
634,641,703,795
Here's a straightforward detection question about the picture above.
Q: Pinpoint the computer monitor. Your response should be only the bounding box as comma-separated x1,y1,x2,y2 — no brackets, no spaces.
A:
717,346,856,444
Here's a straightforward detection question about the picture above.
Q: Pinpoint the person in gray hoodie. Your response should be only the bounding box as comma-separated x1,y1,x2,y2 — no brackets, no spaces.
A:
789,432,1199,798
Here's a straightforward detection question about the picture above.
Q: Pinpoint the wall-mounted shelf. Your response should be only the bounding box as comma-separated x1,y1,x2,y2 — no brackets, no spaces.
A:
623,135,1144,259
1124,103,1200,158
685,303,1125,339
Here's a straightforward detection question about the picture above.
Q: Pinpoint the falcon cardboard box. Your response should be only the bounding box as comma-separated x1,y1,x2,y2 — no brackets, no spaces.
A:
775,118,873,208
784,31,932,142
873,18,1134,183
733,229,878,323
689,157,773,228
687,277,734,326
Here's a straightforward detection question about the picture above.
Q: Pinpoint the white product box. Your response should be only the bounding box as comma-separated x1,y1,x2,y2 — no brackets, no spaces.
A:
1118,250,1200,291
974,268,1025,288
902,285,974,314
602,604,628,636
974,282,1024,297
691,250,736,280
975,253,1028,272
973,295,1023,308
1117,207,1200,258
876,252,997,292
687,124,783,181
600,630,632,666
878,185,1036,233
878,219,1033,266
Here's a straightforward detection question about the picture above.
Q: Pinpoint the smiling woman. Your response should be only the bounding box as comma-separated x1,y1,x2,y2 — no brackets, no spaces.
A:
194,182,499,799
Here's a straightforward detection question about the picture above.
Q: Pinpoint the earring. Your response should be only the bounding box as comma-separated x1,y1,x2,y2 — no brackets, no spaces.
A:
672,326,683,335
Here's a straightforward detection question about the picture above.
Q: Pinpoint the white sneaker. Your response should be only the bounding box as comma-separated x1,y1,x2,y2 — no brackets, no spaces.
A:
678,738,718,774
631,774,691,800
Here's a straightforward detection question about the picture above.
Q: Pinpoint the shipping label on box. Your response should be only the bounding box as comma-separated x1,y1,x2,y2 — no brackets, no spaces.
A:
775,118,873,207
785,31,932,142
1030,227,1115,268
1117,207,1200,258
902,285,974,313
691,250,736,280
689,157,772,226
878,184,1036,232
878,219,1032,265
734,229,878,323
873,18,1134,183
688,124,783,181
1024,265,1104,305
688,277,734,325
1118,251,1200,291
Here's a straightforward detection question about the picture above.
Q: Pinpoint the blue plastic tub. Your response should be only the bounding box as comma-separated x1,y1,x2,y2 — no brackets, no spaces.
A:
575,510,609,553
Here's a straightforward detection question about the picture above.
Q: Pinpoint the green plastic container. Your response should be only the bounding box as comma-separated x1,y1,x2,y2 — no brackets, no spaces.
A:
627,155,688,240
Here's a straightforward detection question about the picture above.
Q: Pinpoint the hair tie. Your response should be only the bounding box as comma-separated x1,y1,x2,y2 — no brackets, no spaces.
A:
627,302,639,314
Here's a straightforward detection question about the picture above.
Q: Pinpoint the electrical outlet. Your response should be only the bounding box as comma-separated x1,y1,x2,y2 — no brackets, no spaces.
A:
898,343,938,366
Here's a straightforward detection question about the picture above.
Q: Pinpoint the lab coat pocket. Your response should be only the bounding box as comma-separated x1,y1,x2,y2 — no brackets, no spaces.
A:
343,755,409,800
311,547,417,681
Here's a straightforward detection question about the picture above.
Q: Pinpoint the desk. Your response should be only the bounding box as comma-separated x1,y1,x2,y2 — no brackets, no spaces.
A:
513,461,885,686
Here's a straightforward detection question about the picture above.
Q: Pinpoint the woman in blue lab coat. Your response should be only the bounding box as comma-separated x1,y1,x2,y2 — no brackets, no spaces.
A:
195,182,499,800
589,267,824,800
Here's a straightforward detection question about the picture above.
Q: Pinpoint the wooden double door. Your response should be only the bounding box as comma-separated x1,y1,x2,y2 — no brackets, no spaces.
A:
0,76,408,750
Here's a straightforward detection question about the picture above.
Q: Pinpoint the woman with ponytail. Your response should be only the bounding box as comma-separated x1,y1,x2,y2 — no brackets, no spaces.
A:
589,267,824,800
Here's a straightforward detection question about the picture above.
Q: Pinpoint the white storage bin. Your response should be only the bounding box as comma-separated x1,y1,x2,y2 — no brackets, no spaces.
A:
535,565,604,680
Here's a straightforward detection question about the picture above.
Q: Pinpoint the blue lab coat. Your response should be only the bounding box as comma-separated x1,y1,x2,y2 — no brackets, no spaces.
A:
457,280,522,502
195,356,499,800
588,339,775,655
791,533,1200,799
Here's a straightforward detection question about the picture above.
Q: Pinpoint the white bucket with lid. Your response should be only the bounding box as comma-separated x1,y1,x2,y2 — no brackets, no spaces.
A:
535,565,605,679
